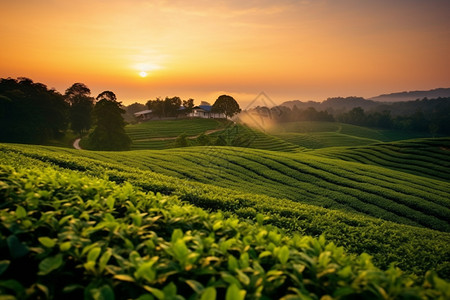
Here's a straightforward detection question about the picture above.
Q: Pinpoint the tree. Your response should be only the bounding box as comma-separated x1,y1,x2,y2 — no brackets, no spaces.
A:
87,91,131,150
182,98,195,114
212,95,241,118
0,77,68,143
146,98,165,118
174,133,189,147
65,83,94,136
124,102,147,123
164,96,182,117
146,96,181,118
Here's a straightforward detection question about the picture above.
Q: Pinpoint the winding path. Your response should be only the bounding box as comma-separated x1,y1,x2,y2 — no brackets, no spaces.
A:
133,128,226,142
72,128,227,149
73,138,82,150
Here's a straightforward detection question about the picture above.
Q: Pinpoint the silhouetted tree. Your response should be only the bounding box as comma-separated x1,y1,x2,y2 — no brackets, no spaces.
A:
212,95,241,118
65,83,94,136
87,91,131,150
124,102,147,123
182,98,195,114
196,133,211,146
174,133,189,147
0,77,68,143
146,96,182,118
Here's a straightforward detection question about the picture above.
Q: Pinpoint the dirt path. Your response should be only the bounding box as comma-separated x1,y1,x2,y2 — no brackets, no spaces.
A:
73,138,82,150
73,127,229,148
134,128,226,142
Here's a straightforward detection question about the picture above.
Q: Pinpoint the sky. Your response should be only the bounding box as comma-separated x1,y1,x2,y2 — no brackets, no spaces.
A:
1,0,449,107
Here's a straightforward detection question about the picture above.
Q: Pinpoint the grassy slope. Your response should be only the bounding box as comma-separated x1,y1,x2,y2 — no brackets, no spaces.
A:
208,124,301,152
1,142,449,278
2,166,448,299
270,121,436,149
311,138,450,181
125,118,229,150
7,142,448,232
125,119,302,152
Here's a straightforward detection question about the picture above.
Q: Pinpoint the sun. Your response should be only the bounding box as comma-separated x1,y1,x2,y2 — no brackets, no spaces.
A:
139,71,148,77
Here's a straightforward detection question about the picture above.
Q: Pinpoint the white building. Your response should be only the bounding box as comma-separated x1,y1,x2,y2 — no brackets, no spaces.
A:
189,105,226,119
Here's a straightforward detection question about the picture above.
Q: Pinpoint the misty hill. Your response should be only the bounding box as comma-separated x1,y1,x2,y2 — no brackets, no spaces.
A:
369,88,450,102
281,97,379,113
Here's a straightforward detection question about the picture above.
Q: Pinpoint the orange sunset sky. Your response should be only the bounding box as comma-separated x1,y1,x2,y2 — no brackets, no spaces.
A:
1,0,449,107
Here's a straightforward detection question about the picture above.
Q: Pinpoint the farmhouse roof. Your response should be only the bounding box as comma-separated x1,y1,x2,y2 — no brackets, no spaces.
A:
193,105,212,112
134,109,153,116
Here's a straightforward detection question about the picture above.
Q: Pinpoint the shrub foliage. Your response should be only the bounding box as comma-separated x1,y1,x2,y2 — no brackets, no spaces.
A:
0,165,449,299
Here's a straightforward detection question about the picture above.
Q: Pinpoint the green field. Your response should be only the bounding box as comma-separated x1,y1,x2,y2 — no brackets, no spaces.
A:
312,138,450,181
269,121,436,149
1,119,450,298
1,138,449,276
125,118,229,150
124,118,302,152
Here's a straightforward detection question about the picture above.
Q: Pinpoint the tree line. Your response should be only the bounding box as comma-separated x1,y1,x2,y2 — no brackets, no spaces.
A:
0,77,130,150
145,94,240,119
249,97,450,135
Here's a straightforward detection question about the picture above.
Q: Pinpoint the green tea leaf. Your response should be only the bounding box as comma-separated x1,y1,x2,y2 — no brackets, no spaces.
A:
0,260,10,276
106,196,115,210
185,280,204,294
258,251,272,259
91,284,115,300
256,213,264,226
163,282,177,297
0,279,25,295
143,286,164,300
7,235,29,259
87,247,102,263
171,229,183,242
279,245,290,265
98,249,112,272
60,241,71,252
15,206,27,218
172,239,189,263
236,269,250,286
135,261,156,282
38,237,56,248
114,274,135,282
38,254,63,275
226,284,246,300
228,255,238,272
213,220,223,231
201,287,216,300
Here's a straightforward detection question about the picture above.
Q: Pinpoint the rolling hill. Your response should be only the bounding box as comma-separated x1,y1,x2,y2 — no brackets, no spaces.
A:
1,138,449,279
268,121,435,149
124,118,302,152
1,118,449,298
369,88,450,102
2,161,448,299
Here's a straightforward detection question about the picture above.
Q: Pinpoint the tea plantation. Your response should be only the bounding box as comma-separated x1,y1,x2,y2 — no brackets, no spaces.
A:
0,126,449,298
270,121,437,149
1,162,449,299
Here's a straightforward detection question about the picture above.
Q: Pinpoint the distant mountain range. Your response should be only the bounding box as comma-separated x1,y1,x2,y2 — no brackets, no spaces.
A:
369,88,450,102
280,88,450,111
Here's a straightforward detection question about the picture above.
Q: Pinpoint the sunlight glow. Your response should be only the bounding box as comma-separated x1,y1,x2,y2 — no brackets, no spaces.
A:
139,71,148,78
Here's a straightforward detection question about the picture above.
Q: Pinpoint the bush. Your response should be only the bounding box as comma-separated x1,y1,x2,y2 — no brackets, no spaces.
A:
0,165,449,299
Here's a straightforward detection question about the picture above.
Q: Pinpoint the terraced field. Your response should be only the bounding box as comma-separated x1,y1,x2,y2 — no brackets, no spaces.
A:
1,142,449,279
270,121,436,149
209,124,301,152
125,118,229,149
3,138,450,233
124,118,302,151
312,138,450,181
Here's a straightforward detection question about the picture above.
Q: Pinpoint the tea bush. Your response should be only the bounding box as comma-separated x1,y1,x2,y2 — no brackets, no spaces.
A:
0,144,449,279
1,165,449,299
